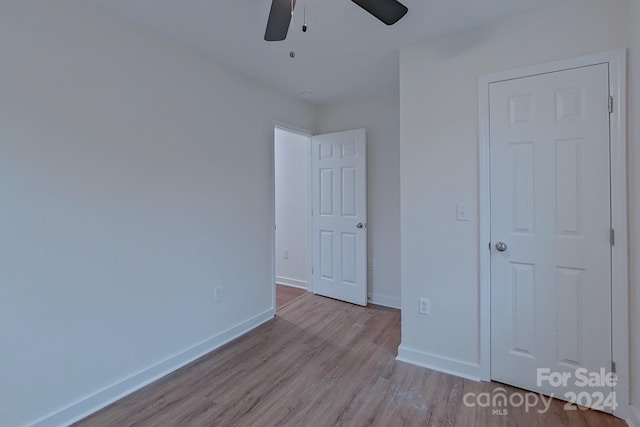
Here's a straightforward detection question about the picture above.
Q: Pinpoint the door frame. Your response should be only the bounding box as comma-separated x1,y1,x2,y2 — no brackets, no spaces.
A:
271,122,314,312
477,50,630,418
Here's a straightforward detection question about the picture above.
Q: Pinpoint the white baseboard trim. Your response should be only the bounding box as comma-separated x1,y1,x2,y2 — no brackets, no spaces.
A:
396,345,482,382
275,276,308,289
30,309,275,427
367,293,401,309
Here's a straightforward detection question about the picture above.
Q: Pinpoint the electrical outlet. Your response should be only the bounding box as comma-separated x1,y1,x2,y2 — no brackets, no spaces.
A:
214,286,224,303
419,298,430,315
283,249,289,259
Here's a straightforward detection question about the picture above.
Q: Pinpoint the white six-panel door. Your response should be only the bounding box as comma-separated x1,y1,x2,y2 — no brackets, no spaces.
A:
490,64,613,409
311,129,367,306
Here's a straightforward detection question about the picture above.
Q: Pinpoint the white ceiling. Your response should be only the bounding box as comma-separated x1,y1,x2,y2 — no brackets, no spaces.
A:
86,0,553,104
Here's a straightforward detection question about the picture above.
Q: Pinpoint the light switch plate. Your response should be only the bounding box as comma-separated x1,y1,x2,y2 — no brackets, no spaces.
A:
456,203,471,221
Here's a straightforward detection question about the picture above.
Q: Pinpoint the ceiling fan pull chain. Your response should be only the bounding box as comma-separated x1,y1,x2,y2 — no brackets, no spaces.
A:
302,0,308,32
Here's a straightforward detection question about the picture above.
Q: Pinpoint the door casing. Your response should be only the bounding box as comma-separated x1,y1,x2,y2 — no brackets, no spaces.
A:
478,49,629,419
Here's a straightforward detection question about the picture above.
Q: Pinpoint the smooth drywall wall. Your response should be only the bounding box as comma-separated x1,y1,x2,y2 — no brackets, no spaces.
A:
317,91,401,308
0,1,316,426
275,128,310,288
630,0,640,421
399,0,628,373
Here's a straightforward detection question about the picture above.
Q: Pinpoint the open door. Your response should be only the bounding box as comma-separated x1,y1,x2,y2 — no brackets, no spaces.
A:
311,129,367,306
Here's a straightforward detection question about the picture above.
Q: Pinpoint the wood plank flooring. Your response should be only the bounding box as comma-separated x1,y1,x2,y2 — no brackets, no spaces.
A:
276,284,307,309
75,294,627,427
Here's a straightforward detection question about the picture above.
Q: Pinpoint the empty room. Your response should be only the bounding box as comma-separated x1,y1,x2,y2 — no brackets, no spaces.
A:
1,0,639,426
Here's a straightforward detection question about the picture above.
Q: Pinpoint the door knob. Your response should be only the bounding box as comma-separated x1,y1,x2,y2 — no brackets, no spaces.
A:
356,222,364,229
495,242,508,252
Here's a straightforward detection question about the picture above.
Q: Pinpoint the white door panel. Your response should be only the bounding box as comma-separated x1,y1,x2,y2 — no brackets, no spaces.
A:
312,129,367,306
490,64,612,409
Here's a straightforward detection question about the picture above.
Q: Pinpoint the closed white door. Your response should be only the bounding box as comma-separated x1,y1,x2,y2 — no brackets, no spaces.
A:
311,129,367,306
490,64,613,409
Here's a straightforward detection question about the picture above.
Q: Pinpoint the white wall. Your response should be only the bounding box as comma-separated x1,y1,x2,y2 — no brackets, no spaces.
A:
317,91,401,308
0,1,316,426
629,0,640,422
399,0,630,379
275,128,310,288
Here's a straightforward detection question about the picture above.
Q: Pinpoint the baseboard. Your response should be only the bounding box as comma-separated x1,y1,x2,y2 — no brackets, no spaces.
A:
367,293,401,309
275,276,307,289
30,309,275,427
396,345,482,382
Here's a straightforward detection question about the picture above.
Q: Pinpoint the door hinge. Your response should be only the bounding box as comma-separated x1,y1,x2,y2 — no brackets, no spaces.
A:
611,361,617,374
608,96,614,114
610,228,615,246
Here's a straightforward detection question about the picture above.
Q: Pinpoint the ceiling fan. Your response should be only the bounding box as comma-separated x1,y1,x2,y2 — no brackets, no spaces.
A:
264,0,408,41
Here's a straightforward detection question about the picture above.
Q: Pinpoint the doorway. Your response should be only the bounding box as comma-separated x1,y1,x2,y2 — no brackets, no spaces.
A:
274,126,312,309
273,125,369,309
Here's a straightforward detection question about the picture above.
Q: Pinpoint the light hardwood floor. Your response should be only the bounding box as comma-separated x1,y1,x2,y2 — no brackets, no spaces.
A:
75,294,627,427
276,283,307,309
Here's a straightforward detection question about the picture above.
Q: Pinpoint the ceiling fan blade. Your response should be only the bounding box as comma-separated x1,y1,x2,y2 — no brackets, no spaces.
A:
265,0,296,41
351,0,408,25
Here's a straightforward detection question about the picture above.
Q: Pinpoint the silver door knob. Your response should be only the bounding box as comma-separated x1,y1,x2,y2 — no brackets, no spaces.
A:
495,242,508,252
356,223,364,229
